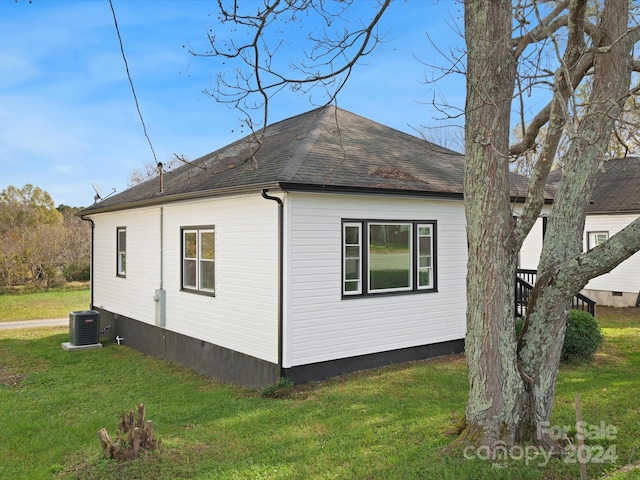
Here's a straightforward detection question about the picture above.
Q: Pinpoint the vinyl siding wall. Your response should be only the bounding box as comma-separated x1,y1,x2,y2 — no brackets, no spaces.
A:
518,211,640,305
517,208,551,270
283,192,467,368
92,207,160,325
583,214,640,295
91,193,280,363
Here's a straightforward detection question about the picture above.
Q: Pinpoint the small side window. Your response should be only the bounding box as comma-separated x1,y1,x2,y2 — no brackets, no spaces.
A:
417,224,433,289
343,223,362,295
116,227,126,277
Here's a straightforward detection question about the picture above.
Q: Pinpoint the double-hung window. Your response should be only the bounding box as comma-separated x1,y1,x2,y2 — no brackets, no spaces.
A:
116,227,126,277
182,226,215,294
342,220,436,297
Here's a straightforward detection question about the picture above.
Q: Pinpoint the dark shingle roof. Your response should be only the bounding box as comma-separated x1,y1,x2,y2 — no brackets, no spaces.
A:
81,106,545,214
548,157,640,215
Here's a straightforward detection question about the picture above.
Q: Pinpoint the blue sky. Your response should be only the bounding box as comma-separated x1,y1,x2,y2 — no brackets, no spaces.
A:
0,0,465,208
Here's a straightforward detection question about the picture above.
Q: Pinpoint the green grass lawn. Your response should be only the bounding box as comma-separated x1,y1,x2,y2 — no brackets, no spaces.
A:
0,286,90,322
0,307,638,479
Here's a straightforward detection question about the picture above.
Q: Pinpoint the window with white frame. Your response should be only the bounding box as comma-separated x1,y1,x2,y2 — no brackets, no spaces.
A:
182,227,215,294
417,224,434,288
343,223,362,294
342,220,436,296
587,231,609,250
116,227,126,277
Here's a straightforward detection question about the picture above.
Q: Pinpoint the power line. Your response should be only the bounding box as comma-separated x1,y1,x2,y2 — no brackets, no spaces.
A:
108,0,159,166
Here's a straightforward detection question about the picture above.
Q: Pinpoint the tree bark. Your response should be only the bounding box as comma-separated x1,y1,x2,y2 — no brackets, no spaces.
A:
460,0,638,452
517,0,634,445
459,0,526,448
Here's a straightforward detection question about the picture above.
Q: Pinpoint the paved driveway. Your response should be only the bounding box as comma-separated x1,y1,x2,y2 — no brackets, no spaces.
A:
0,318,67,330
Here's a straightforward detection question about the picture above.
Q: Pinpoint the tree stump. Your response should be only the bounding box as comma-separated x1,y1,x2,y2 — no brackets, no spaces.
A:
98,404,158,460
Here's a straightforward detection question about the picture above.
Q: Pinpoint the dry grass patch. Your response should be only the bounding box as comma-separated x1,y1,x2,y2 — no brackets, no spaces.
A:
0,365,26,387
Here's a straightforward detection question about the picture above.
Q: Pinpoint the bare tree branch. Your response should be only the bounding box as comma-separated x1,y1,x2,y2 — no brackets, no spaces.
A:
192,0,391,154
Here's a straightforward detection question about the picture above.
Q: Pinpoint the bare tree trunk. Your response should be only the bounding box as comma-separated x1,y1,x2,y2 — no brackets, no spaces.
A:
457,0,526,449
518,0,634,446
459,0,638,452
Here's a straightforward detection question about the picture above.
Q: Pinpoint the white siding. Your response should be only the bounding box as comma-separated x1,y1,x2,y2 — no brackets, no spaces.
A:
515,205,552,270
583,214,640,295
283,193,467,368
519,219,544,270
92,207,160,325
91,194,280,363
519,211,640,304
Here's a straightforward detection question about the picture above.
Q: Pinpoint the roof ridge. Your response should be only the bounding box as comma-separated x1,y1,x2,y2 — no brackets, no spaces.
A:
277,105,336,181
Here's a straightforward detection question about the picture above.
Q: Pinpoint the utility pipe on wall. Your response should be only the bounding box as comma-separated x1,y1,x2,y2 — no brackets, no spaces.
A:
154,206,166,327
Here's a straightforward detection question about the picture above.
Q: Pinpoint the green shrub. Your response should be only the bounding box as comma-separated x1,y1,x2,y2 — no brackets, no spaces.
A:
562,309,603,362
515,317,524,337
515,310,603,362
63,260,90,282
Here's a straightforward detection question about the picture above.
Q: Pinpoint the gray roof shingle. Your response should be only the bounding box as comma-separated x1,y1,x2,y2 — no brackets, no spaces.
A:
81,106,546,214
547,157,640,215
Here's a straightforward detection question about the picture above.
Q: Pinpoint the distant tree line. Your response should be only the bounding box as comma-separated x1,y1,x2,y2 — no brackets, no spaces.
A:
0,184,90,289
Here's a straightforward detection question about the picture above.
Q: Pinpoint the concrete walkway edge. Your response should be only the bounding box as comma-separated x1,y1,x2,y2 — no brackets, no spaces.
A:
0,318,68,330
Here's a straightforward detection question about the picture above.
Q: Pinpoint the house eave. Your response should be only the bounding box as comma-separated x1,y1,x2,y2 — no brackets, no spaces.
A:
279,182,551,204
586,209,640,216
78,182,282,215
509,196,554,205
278,182,465,201
78,178,555,217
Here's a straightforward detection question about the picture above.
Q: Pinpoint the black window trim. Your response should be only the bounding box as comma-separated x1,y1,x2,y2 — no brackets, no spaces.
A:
341,218,438,299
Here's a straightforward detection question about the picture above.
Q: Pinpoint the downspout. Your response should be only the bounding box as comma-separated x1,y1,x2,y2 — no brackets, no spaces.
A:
80,215,95,310
261,189,284,378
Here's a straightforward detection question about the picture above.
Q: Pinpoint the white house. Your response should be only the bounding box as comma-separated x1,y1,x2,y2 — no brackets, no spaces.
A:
519,157,640,308
80,106,542,388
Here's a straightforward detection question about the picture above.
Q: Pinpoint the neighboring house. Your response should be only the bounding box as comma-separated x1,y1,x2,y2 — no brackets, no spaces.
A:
80,106,546,388
519,157,640,307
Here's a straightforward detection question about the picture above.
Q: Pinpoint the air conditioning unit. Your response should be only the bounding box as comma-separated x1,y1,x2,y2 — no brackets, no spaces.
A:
69,310,100,346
